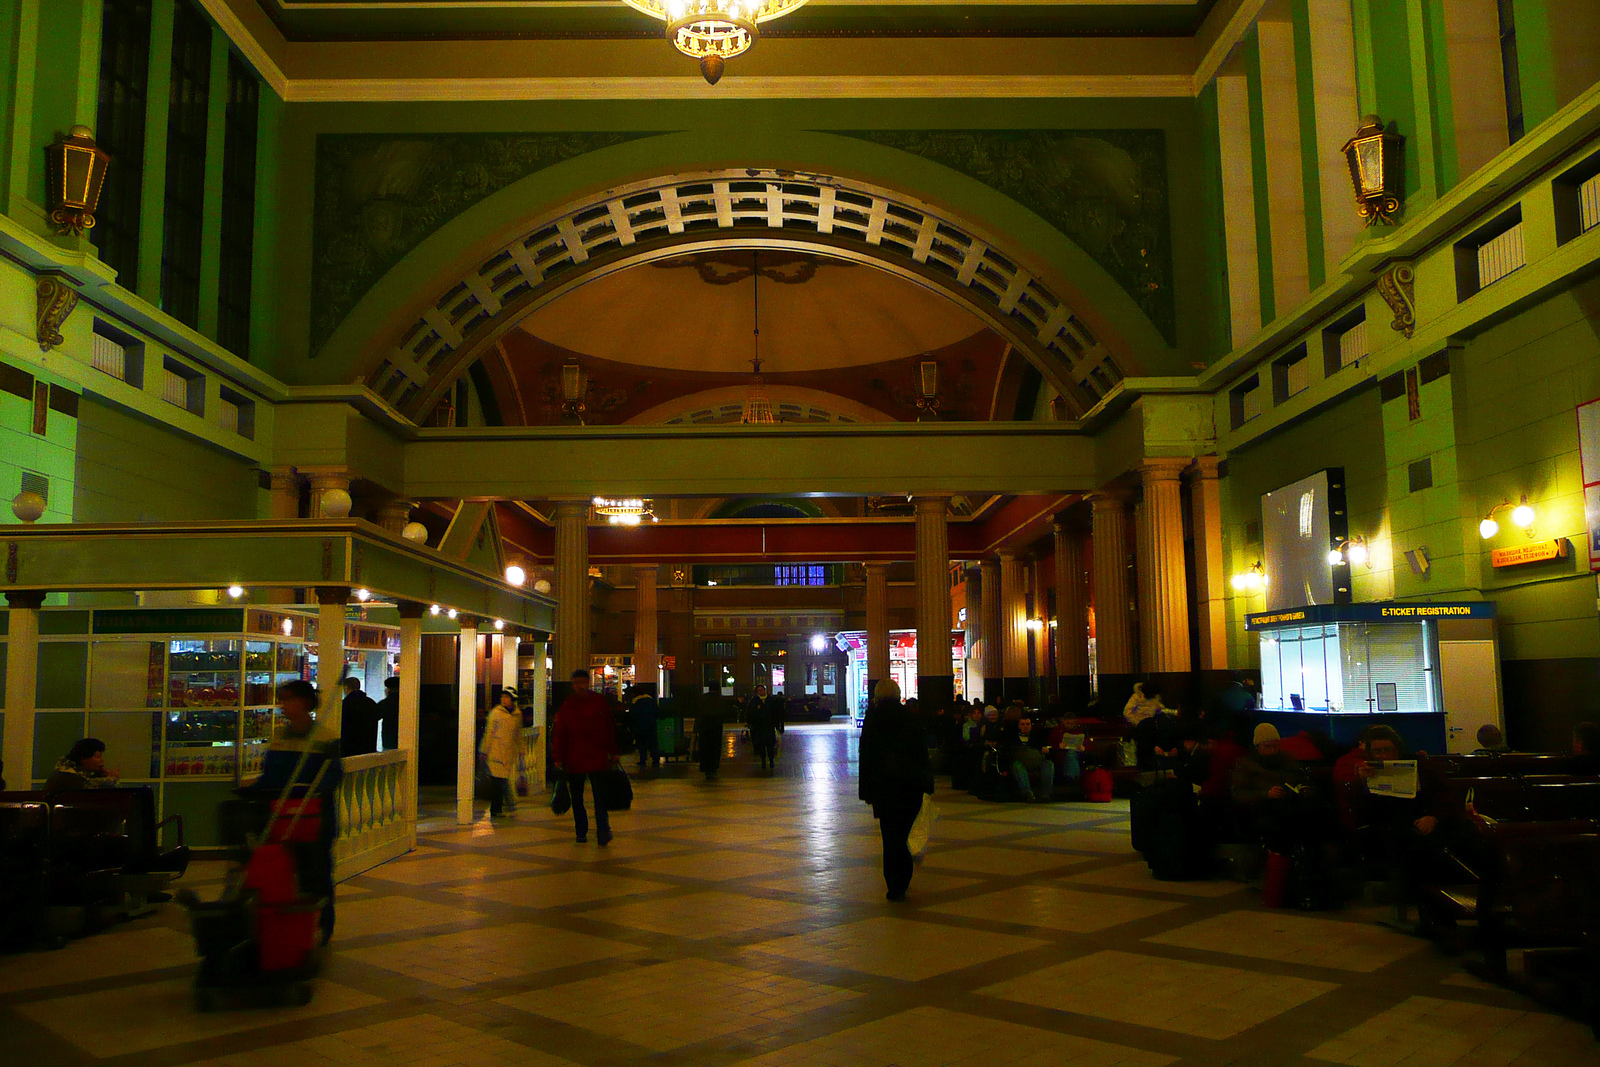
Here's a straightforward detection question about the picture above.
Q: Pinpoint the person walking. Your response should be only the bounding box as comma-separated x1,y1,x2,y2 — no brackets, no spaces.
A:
747,684,780,771
696,688,728,780
247,680,343,943
550,670,618,845
479,687,521,818
628,687,661,771
378,676,400,752
858,679,934,902
340,677,381,757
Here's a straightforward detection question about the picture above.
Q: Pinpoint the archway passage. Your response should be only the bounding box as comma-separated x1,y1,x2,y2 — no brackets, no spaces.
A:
364,170,1128,421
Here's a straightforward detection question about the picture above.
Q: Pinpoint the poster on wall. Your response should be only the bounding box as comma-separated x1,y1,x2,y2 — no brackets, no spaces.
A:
1576,398,1600,572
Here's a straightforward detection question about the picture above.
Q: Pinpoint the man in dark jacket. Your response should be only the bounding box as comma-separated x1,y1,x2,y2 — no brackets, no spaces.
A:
340,677,381,757
696,690,729,780
747,685,783,771
858,679,934,901
378,677,400,752
628,688,660,771
551,670,619,844
44,737,121,791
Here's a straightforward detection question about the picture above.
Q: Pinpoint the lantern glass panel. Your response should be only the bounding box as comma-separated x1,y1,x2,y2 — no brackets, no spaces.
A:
64,146,94,208
1355,138,1385,196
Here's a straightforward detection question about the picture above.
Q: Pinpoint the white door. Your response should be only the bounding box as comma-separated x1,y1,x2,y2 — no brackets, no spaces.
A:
1438,640,1502,754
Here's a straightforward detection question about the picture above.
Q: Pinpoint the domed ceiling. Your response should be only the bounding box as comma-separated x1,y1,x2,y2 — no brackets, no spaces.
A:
518,251,988,373
474,250,1042,426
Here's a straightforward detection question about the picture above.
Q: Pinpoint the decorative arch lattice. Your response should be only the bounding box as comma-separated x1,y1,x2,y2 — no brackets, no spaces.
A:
366,170,1127,420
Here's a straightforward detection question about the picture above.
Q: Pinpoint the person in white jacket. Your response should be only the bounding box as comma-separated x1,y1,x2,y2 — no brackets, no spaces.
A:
1122,682,1167,726
479,688,522,818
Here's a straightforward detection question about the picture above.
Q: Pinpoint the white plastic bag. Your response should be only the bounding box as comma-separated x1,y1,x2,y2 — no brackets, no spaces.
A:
906,795,938,856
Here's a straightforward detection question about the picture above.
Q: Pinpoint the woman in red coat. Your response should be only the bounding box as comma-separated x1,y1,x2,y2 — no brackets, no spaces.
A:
551,669,619,844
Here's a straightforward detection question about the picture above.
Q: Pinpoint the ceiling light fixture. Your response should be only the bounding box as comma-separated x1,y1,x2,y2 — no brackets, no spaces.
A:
505,564,527,587
593,497,655,526
623,0,809,84
741,251,777,425
226,584,245,599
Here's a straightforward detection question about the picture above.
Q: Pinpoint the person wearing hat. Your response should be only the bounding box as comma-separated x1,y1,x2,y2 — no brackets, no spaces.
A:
1231,723,1319,851
479,686,522,818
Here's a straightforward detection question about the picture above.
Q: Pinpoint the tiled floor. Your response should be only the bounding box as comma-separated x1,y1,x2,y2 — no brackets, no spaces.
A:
3,723,1594,1067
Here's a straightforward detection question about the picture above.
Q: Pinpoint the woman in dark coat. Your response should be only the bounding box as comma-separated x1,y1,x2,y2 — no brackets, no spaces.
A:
747,685,782,771
858,679,934,901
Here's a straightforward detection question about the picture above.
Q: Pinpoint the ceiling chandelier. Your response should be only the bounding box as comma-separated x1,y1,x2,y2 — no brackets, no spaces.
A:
623,0,809,84
741,251,777,425
592,497,657,526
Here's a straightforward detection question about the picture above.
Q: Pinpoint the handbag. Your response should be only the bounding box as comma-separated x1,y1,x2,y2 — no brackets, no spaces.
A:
1083,767,1114,802
550,774,572,815
906,795,938,855
597,767,634,811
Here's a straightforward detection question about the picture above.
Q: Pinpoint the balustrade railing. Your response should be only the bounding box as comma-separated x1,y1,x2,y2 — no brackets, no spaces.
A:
333,749,412,881
521,726,544,795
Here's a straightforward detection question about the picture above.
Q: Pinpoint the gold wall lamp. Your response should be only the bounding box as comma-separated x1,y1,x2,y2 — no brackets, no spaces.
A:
1342,116,1404,226
45,125,111,236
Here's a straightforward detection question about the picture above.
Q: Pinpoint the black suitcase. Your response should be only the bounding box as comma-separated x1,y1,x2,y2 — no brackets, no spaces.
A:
1137,779,1209,881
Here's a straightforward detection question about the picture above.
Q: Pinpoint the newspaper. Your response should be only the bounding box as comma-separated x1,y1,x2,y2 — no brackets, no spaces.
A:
1366,759,1418,799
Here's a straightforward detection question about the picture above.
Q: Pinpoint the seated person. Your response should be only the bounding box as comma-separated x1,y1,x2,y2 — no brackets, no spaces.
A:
45,738,121,791
1470,724,1510,755
1008,715,1055,802
1047,717,1086,781
1231,724,1324,852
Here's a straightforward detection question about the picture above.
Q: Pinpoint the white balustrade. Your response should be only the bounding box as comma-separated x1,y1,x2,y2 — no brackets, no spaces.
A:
521,726,544,794
333,749,413,881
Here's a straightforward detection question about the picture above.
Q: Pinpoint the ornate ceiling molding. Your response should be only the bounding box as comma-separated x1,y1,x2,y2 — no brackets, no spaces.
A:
364,169,1125,421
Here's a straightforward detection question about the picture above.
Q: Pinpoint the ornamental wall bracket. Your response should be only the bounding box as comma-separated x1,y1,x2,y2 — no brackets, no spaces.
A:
1375,261,1416,339
36,274,80,352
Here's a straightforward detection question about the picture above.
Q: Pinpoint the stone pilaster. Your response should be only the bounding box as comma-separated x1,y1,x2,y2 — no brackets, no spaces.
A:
912,496,953,708
552,500,590,704
979,558,1002,705
999,550,1031,703
633,564,659,695
1186,456,1228,674
1138,459,1193,677
1089,491,1134,709
865,561,891,698
1054,517,1091,708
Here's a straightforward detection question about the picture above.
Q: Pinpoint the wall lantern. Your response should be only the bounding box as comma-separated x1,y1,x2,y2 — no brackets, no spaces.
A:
1328,536,1370,568
1342,116,1404,226
561,363,588,424
1479,495,1535,539
916,360,942,420
1230,561,1266,594
45,125,111,236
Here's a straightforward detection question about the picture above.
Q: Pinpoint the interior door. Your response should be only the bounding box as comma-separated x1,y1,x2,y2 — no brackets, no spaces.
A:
1438,640,1502,754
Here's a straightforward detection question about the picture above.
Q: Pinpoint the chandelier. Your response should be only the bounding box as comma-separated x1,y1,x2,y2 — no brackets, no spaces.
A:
622,0,809,84
592,497,657,526
740,251,777,424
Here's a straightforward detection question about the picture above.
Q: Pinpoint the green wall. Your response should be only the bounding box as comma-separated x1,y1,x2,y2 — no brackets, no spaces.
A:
73,396,262,522
269,96,1223,386
0,365,79,525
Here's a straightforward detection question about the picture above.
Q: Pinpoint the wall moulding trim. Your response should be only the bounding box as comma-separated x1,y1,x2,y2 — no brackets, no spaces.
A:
281,74,1195,102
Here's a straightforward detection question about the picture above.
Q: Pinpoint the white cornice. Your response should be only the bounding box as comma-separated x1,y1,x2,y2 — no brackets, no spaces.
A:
283,74,1194,102
197,0,289,98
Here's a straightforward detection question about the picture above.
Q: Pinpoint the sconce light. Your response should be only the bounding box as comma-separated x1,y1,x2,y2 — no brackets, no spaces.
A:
915,360,942,420
1231,561,1267,594
504,563,527,587
1341,115,1404,226
1479,495,1535,539
561,363,588,424
1025,617,1045,633
1328,536,1370,568
45,125,111,236
226,584,245,599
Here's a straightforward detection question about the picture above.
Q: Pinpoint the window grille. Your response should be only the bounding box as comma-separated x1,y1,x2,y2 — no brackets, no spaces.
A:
1476,221,1525,289
1338,319,1368,368
91,332,127,380
161,365,190,408
218,396,240,433
1581,172,1600,234
1283,356,1312,398
159,0,212,329
1241,380,1266,422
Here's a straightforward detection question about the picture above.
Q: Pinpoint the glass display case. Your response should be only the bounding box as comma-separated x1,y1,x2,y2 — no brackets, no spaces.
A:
10,606,315,847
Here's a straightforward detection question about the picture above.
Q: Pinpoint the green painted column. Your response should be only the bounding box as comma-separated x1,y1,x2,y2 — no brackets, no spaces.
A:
250,87,283,367
1,0,41,219
136,0,175,303
1509,0,1558,130
1351,0,1378,115
1290,0,1326,292
1403,0,1443,203
196,26,228,339
1243,28,1276,325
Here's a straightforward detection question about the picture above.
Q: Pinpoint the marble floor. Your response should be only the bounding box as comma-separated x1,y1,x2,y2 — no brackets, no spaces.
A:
3,724,1594,1067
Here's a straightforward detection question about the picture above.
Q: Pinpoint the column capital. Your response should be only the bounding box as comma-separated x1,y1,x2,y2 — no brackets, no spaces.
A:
632,563,658,576
395,600,429,619
997,549,1018,562
457,614,481,631
552,499,591,521
864,560,891,573
1183,455,1223,481
912,495,951,515
1088,489,1130,511
313,585,350,606
5,590,46,609
1138,457,1190,484
300,467,351,491
268,467,300,491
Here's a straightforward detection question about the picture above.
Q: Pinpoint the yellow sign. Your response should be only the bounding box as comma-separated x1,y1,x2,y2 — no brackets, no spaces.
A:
1490,538,1570,568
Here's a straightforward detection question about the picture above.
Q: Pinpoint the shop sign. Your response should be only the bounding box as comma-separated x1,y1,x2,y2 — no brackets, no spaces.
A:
1490,538,1570,568
1246,601,1495,629
662,656,676,670
93,607,244,635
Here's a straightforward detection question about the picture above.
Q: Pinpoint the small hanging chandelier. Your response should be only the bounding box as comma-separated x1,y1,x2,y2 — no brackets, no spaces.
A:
741,252,777,425
623,0,809,84
593,497,657,526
